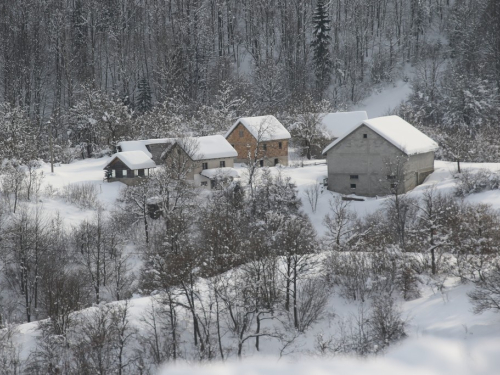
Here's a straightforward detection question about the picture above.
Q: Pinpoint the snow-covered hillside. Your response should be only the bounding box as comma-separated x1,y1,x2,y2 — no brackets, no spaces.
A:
4,156,500,374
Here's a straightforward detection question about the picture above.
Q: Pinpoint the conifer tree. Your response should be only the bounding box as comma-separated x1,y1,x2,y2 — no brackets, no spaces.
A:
136,76,153,114
311,0,332,98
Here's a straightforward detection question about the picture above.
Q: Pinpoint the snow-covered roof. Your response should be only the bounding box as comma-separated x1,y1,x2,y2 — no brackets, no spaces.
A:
118,138,174,158
194,135,238,160
321,111,368,138
322,115,439,155
106,151,157,170
226,115,291,141
200,167,240,179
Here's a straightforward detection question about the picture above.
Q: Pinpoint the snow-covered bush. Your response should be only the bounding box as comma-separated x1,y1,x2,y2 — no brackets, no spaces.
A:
324,251,420,302
454,169,500,197
61,182,99,209
468,260,500,314
315,297,407,356
294,278,329,333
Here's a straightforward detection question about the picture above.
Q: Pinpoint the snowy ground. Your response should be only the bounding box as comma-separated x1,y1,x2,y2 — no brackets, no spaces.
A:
351,79,413,118
7,157,500,374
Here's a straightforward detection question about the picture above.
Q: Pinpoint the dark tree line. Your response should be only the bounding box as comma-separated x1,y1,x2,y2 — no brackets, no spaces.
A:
0,0,468,160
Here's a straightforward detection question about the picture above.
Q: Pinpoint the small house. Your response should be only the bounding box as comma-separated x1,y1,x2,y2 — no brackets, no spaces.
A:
103,151,156,185
225,115,291,166
163,135,238,189
322,116,439,197
117,138,175,164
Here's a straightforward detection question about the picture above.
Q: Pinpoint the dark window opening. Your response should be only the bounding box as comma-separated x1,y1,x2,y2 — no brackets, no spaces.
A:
350,175,359,179
363,134,367,138
220,161,225,168
350,184,357,189
274,158,279,166
211,180,216,189
239,130,244,137
202,162,208,170
201,181,208,187
138,169,145,177
259,160,264,167
387,175,396,180
390,183,398,189
279,142,282,149
262,143,267,151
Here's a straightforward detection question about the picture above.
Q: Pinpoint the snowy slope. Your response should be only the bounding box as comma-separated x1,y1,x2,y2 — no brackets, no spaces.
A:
7,159,500,375
35,157,123,227
351,79,413,118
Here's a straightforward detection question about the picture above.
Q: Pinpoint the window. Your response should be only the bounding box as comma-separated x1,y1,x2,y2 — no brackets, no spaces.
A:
202,162,208,170
134,170,139,177
239,130,244,137
350,175,359,179
279,142,282,149
262,143,267,151
122,170,128,178
274,158,279,166
220,161,225,168
201,181,208,187
111,170,116,178
387,175,396,180
138,169,145,177
363,134,367,138
259,160,264,167
211,180,216,189
390,183,398,189
350,184,357,189
145,169,149,176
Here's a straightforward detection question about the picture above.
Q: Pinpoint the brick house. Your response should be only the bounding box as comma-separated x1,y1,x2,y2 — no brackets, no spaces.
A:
322,116,439,197
225,115,291,166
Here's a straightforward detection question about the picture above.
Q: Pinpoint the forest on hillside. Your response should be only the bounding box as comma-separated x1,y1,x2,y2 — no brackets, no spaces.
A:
0,0,499,163
1,1,500,373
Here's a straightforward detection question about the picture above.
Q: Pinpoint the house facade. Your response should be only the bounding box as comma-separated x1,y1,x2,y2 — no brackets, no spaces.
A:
225,115,291,166
322,116,438,197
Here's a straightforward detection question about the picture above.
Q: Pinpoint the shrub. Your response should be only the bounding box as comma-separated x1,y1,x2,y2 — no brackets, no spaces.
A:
61,182,99,209
455,169,500,197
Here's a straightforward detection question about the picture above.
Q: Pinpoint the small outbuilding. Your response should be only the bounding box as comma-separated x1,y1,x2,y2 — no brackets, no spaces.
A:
322,115,439,197
104,151,156,185
225,115,291,166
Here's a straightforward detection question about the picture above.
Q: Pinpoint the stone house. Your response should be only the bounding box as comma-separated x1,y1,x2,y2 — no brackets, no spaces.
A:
103,151,156,185
225,115,291,166
163,135,238,189
322,116,439,197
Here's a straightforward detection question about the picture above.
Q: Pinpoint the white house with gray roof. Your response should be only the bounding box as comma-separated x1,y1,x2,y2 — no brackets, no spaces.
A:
322,115,439,197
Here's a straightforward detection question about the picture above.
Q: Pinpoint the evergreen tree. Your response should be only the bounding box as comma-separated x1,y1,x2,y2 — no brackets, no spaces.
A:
311,0,332,98
136,76,153,114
